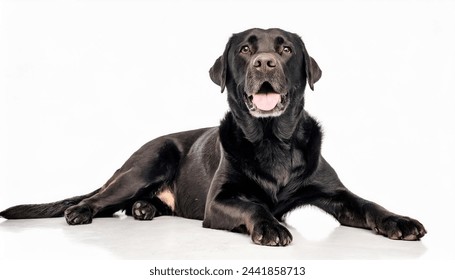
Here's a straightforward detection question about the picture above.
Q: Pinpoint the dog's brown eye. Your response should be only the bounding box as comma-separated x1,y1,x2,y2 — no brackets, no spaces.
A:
283,46,292,54
241,46,251,54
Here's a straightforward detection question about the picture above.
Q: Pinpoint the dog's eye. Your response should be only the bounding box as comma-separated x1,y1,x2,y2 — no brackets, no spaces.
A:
240,46,251,54
282,46,292,54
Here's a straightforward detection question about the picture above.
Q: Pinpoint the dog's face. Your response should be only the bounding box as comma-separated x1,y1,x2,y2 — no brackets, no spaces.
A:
210,28,322,118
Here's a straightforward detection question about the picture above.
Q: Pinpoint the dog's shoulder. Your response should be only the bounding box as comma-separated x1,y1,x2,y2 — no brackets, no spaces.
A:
292,111,323,177
300,111,323,146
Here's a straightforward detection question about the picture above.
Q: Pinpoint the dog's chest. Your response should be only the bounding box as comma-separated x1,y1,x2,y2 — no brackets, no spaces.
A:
253,141,304,188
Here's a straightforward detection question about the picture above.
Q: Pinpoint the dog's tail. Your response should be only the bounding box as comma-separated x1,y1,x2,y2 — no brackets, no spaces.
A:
0,189,100,219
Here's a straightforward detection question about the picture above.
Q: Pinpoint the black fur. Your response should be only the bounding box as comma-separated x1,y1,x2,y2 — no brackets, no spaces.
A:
0,28,426,245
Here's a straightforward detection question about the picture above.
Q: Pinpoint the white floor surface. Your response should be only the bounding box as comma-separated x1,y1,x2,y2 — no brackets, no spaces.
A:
0,207,447,260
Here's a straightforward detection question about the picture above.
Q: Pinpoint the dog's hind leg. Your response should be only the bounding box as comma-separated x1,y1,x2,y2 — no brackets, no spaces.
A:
127,197,174,220
64,139,181,225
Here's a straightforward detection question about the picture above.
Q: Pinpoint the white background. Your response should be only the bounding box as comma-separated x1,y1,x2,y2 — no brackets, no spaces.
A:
1,0,454,269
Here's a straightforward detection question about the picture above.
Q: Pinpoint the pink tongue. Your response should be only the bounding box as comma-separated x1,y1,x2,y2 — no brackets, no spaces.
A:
252,93,281,111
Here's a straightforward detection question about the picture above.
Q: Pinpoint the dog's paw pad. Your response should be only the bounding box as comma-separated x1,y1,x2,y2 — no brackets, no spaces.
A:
64,205,93,225
132,200,156,220
375,215,427,241
251,221,293,246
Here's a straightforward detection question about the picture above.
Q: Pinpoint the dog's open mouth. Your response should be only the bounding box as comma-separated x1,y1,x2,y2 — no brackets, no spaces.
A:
244,82,287,117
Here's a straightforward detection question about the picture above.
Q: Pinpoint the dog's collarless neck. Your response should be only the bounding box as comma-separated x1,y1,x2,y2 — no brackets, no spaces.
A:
222,108,305,145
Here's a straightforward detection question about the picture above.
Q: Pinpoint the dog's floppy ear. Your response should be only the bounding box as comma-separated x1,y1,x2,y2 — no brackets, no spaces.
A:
305,55,322,91
209,38,231,93
301,42,322,91
209,56,226,93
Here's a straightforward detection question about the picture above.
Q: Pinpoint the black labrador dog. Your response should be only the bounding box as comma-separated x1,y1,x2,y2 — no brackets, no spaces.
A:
1,28,426,246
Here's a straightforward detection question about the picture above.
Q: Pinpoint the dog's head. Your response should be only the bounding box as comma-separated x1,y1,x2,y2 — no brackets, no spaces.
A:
210,28,321,118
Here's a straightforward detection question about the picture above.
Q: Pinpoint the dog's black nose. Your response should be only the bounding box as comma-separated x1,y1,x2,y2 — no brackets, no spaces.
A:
253,54,277,72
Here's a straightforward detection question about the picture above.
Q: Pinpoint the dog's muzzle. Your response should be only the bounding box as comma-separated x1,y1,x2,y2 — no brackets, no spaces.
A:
244,53,288,118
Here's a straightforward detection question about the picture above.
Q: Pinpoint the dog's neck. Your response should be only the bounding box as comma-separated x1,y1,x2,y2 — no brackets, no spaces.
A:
229,98,306,144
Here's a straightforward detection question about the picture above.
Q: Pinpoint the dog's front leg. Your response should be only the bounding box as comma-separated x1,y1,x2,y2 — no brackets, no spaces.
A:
203,160,292,246
309,157,427,240
204,194,293,246
204,193,293,246
313,188,427,240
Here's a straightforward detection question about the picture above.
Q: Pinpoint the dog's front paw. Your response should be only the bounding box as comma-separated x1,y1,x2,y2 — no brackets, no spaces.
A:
374,215,426,240
251,221,293,246
132,200,156,220
64,205,93,225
